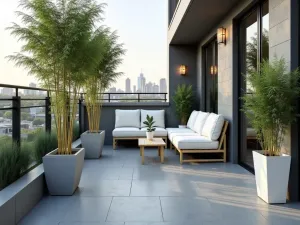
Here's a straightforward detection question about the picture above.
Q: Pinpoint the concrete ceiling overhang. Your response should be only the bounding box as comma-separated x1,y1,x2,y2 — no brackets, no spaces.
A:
168,0,242,45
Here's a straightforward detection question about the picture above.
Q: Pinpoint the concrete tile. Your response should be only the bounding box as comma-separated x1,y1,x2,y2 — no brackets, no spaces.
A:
76,180,131,197
107,197,163,222
160,197,221,223
80,168,133,181
60,223,124,225
130,180,199,197
18,196,74,225
62,197,112,223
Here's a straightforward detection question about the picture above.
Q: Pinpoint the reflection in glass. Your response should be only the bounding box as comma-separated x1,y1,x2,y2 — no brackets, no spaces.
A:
240,2,269,168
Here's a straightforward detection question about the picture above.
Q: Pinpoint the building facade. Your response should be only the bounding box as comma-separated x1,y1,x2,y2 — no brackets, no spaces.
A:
125,78,131,93
168,0,300,201
137,73,146,92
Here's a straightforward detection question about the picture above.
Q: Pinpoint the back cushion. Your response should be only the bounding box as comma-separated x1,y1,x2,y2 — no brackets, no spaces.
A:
187,111,199,129
193,111,209,134
115,110,140,128
202,113,225,141
141,110,165,128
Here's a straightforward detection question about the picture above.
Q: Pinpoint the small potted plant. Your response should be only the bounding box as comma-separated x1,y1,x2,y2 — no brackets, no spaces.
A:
143,115,156,140
172,84,194,127
241,58,300,203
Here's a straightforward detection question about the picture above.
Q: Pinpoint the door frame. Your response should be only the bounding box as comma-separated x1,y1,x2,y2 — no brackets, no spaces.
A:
201,35,218,113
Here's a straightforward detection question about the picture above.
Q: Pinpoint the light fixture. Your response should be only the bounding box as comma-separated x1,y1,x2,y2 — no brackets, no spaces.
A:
179,65,187,76
217,27,226,45
210,65,218,75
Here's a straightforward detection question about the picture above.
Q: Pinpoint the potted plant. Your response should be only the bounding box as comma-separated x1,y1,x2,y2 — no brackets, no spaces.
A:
8,0,106,195
143,115,156,140
241,58,300,203
81,29,125,159
172,84,193,127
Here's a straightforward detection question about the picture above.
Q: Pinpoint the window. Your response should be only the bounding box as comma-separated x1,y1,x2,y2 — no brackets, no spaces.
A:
239,1,269,168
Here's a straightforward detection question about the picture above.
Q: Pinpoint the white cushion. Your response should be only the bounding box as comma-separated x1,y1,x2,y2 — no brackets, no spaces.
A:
166,128,195,139
202,113,225,141
169,132,199,142
141,127,167,136
193,111,209,134
187,111,199,129
113,127,144,137
141,110,165,128
115,110,140,128
173,136,219,150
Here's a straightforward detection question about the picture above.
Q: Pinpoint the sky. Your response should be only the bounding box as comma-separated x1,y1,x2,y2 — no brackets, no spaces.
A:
0,0,168,91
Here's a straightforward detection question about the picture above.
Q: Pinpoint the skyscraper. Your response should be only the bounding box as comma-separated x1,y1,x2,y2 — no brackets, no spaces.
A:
133,85,136,93
153,84,159,93
137,73,146,92
159,78,167,93
125,78,131,93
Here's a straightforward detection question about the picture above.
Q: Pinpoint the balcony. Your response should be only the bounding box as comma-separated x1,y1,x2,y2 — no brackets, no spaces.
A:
1,84,300,225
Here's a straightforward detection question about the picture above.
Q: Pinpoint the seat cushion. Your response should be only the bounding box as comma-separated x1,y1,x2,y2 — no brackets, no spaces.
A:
169,132,199,142
187,111,199,129
166,128,195,138
193,111,209,134
115,110,140,128
173,136,219,150
113,127,145,137
141,110,165,128
141,127,167,136
202,113,225,141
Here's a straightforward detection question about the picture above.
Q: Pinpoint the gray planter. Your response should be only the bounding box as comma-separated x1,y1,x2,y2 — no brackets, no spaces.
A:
81,130,105,159
42,148,85,196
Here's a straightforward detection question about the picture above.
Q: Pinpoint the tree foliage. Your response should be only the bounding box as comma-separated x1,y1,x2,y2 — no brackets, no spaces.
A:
7,0,108,154
83,27,125,132
172,84,194,125
241,58,300,156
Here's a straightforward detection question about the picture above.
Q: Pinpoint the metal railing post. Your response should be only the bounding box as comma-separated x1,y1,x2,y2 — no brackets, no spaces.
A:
108,93,111,103
12,96,21,145
45,96,51,133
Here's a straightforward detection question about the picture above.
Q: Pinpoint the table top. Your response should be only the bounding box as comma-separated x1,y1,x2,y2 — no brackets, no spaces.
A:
138,138,166,147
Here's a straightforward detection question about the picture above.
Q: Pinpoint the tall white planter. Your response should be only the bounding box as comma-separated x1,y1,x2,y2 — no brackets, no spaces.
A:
253,150,291,204
81,130,105,159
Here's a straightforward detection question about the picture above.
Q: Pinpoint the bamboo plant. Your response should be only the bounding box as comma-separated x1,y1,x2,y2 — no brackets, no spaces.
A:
7,0,106,154
241,58,300,156
84,30,125,133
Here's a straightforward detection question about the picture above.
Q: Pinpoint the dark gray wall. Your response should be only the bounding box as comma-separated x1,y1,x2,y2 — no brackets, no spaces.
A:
168,0,179,24
169,45,199,126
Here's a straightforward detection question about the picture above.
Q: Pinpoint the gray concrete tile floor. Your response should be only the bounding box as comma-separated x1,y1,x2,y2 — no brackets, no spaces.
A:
18,146,300,225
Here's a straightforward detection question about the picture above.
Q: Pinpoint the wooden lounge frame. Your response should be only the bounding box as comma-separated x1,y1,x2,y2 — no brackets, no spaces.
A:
113,136,167,150
170,121,229,164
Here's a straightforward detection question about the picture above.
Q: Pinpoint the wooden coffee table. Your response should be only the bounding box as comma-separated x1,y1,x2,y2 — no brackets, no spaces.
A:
138,138,166,165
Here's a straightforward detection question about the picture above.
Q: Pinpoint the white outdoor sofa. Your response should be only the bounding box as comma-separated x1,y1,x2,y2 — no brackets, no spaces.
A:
167,111,228,164
112,109,168,149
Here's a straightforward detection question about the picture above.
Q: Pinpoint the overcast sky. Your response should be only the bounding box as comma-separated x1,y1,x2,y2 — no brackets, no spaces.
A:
0,0,168,90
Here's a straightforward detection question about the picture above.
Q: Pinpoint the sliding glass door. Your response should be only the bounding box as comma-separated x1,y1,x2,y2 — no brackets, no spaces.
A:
239,1,269,168
204,38,218,113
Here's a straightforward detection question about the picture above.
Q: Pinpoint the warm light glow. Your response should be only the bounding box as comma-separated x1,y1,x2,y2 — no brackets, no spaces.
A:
179,65,187,75
210,65,218,75
217,27,226,45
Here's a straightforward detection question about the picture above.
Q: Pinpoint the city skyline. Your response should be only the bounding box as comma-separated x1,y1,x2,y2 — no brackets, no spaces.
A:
0,0,168,90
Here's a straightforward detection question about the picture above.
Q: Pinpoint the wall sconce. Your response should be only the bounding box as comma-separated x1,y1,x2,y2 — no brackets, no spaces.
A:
210,65,218,75
179,65,187,76
217,27,226,45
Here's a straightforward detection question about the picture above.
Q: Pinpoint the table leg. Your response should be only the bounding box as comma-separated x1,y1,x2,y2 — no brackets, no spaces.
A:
160,146,164,163
141,146,145,165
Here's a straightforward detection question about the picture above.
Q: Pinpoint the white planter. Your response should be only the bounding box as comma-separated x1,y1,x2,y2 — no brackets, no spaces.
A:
43,148,85,196
81,130,105,159
178,125,187,128
146,131,154,140
253,150,291,204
